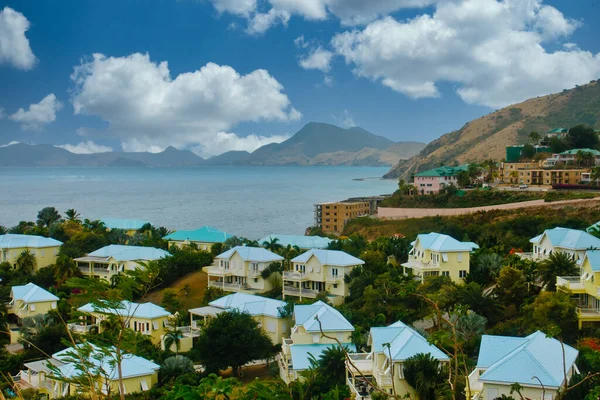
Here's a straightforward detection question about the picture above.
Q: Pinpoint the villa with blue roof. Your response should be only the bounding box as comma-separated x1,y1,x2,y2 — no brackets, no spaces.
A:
204,246,284,294
259,234,333,250
402,232,478,283
283,249,365,305
529,227,600,262
467,331,578,400
1,234,63,271
189,292,291,344
8,283,59,344
557,249,600,328
279,300,355,384
15,343,159,398
164,226,233,251
346,320,449,398
74,244,170,281
100,218,151,235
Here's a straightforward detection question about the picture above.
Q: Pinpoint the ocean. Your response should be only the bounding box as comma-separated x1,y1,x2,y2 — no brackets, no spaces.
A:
0,166,397,239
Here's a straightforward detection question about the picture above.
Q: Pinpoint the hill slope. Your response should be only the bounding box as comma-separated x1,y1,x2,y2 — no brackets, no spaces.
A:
245,122,425,166
384,81,600,178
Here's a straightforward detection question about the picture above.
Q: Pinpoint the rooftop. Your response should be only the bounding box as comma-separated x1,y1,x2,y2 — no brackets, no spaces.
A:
477,331,578,388
369,320,449,362
216,246,284,262
530,227,600,250
78,245,170,262
0,234,62,249
294,300,354,333
100,218,150,231
291,249,365,267
164,226,233,243
412,232,479,252
78,300,172,320
559,148,600,156
583,250,600,272
208,292,287,318
414,164,469,178
11,282,59,303
259,234,333,250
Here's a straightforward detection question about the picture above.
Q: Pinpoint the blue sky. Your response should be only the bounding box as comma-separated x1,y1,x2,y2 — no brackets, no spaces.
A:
1,0,599,157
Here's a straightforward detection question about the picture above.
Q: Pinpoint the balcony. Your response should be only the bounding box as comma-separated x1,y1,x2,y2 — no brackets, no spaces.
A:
326,274,342,282
14,371,54,392
248,269,262,278
282,285,319,299
375,369,392,387
578,307,600,318
207,280,257,293
556,276,584,293
402,257,439,270
205,266,233,276
283,271,309,281
67,323,98,334
175,326,201,338
466,368,483,398
346,353,372,376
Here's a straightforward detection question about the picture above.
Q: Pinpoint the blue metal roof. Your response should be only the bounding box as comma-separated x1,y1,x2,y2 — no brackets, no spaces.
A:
0,234,62,249
291,249,365,267
369,321,449,362
164,226,233,243
209,293,287,318
477,331,578,388
53,343,159,380
86,245,170,261
100,218,150,230
530,227,600,250
216,246,283,262
583,250,600,271
412,233,479,252
11,282,58,303
78,300,172,320
294,301,354,332
290,343,356,370
259,234,333,250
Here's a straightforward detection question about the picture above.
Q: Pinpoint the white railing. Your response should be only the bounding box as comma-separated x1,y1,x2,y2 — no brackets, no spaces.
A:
403,258,439,270
282,286,319,298
326,275,342,282
557,276,584,291
346,353,372,375
347,377,372,400
283,271,309,281
207,281,245,290
248,269,262,277
375,369,392,387
205,267,233,276
175,326,201,337
578,306,600,316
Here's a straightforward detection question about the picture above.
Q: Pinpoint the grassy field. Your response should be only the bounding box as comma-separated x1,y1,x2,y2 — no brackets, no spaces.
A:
143,270,208,311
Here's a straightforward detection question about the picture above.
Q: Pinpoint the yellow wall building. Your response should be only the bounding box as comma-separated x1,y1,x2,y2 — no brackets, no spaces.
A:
7,283,59,344
204,246,284,294
314,201,371,234
73,300,172,345
529,227,600,263
279,301,355,384
0,234,62,271
402,232,478,283
283,249,365,306
499,162,589,185
15,343,159,398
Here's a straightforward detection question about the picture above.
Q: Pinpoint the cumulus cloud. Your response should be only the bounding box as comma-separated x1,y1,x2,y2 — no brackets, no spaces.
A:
331,0,600,108
0,7,37,69
56,141,113,154
299,46,334,72
69,52,301,155
209,0,433,33
192,131,290,158
0,141,20,147
9,94,63,130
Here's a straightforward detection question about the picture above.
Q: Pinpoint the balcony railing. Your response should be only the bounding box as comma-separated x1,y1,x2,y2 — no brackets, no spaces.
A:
375,369,392,387
347,377,372,400
326,274,342,282
403,258,439,270
467,368,483,397
248,269,262,278
205,267,233,276
578,306,600,316
283,271,309,281
207,281,253,291
346,353,372,375
556,276,584,291
174,326,201,338
282,286,319,298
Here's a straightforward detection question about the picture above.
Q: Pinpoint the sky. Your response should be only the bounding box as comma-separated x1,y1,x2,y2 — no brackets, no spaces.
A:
1,0,599,158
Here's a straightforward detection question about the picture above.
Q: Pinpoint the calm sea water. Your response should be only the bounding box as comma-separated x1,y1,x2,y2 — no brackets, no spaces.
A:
0,166,397,239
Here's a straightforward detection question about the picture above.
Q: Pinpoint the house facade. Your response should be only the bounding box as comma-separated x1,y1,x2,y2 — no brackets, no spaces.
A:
279,301,355,384
14,344,159,398
73,301,172,345
259,234,333,250
283,249,365,305
467,331,578,400
7,283,59,343
164,226,233,251
346,321,449,399
529,227,600,262
314,201,371,234
204,246,284,293
413,165,469,194
74,245,170,281
402,232,478,283
0,234,62,271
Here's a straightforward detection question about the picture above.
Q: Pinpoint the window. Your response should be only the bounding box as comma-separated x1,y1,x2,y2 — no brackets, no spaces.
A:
41,250,45,257
331,267,338,276
457,253,463,262
267,321,276,333
459,270,467,278
442,271,449,277
312,334,320,343
333,284,338,288
29,304,36,311
441,253,448,262
140,380,149,391
251,262,259,271
152,321,159,330
51,302,57,309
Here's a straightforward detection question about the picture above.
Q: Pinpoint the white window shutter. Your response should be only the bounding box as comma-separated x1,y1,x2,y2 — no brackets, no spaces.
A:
140,380,149,391
153,321,159,330
29,304,35,311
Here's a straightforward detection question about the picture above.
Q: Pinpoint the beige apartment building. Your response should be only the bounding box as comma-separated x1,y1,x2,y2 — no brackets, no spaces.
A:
314,201,370,234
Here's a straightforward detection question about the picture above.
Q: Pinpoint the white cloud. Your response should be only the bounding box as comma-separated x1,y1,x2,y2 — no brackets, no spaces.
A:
0,141,20,147
193,131,290,158
323,75,334,86
332,109,356,128
294,35,308,48
209,0,434,33
331,0,600,108
9,93,63,130
56,141,114,154
70,52,301,155
299,46,334,72
0,7,36,70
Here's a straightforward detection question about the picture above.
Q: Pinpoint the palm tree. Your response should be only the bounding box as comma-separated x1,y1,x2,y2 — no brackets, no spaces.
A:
0,225,7,235
163,327,184,355
17,250,36,275
528,131,541,145
64,208,81,223
160,355,194,382
54,254,80,284
36,207,62,228
590,166,600,186
318,345,348,386
281,244,301,269
458,282,502,322
477,253,504,281
262,237,283,253
538,251,578,291
156,226,173,237
403,353,441,400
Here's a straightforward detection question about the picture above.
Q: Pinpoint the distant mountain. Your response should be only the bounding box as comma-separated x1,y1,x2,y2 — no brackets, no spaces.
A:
243,122,425,166
204,150,251,165
384,80,600,179
0,143,205,167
